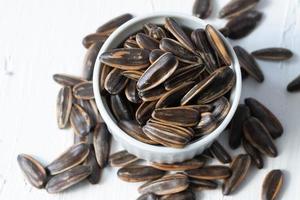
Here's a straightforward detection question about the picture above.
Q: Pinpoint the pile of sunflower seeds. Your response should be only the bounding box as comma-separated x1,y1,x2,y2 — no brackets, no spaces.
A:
99,17,235,148
17,0,297,198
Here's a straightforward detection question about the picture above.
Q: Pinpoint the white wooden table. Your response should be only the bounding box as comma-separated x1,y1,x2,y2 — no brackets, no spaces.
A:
0,0,299,199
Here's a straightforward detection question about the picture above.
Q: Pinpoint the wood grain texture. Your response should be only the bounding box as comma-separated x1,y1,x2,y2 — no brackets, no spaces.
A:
0,0,299,199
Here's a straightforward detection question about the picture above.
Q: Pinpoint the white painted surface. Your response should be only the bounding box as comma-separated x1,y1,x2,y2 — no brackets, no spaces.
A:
0,0,299,199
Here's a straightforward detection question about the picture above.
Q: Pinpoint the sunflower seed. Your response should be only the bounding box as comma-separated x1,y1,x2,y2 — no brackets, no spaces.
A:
124,37,140,48
139,85,166,102
118,120,158,144
84,144,102,184
100,48,150,70
156,82,195,108
160,190,195,200
82,41,103,80
287,75,300,92
53,74,86,87
151,158,205,171
104,68,128,94
143,23,167,41
195,112,217,136
136,101,157,125
209,141,232,164
224,10,263,39
110,94,133,121
96,13,133,36
242,139,264,169
121,70,144,81
99,64,112,93
191,29,219,73
93,123,111,168
206,25,232,66
17,154,47,189
125,80,142,103
77,99,102,127
262,170,284,200
219,0,259,19
223,154,251,195
185,165,231,180
189,178,218,190
82,33,107,49
45,165,92,193
243,117,278,157
181,66,235,105
73,81,94,100
160,38,200,64
46,143,89,175
164,63,205,90
185,104,213,113
57,86,72,129
192,0,212,19
165,17,196,54
245,98,283,139
211,97,230,123
70,104,92,137
149,49,165,63
137,193,158,200
142,121,194,148
137,52,178,92
138,173,189,195
252,48,293,61
229,104,251,149
152,106,200,127
109,150,139,167
73,133,89,144
136,33,160,50
234,46,264,82
117,165,165,182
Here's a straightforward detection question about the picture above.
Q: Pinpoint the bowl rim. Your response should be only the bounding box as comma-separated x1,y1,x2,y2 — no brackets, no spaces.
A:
93,12,242,154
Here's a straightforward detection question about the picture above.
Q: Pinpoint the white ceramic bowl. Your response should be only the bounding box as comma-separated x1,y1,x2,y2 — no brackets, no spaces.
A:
93,12,242,163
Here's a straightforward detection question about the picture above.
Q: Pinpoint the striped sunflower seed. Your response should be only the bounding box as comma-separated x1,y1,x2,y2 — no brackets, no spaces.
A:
219,0,259,19
53,74,86,87
45,165,92,193
138,85,166,102
252,47,293,61
125,80,142,103
109,150,139,167
142,121,194,148
152,106,200,127
93,123,111,168
243,117,278,157
84,144,102,184
17,154,47,189
82,33,107,49
189,178,218,190
117,165,165,182
195,112,217,136
137,52,178,92
56,86,72,129
222,154,252,195
245,98,283,139
138,173,189,195
136,101,157,125
73,81,94,100
234,46,264,82
110,94,133,121
151,158,205,171
124,36,140,49
121,70,144,81
229,104,251,149
149,49,165,64
82,41,103,80
96,13,133,36
99,64,112,93
100,48,150,70
185,165,232,180
70,104,92,137
143,23,167,41
165,17,196,54
211,97,230,123
46,143,89,175
76,99,102,128
136,33,160,50
192,0,212,19
242,139,264,169
181,66,235,105
209,141,232,164
104,68,128,94
262,170,284,200
118,120,158,144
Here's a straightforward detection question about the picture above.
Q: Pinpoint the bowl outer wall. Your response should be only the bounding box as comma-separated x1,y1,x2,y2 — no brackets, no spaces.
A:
93,12,242,163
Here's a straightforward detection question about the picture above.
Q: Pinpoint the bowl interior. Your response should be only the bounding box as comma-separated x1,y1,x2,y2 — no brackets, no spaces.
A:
93,12,241,155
